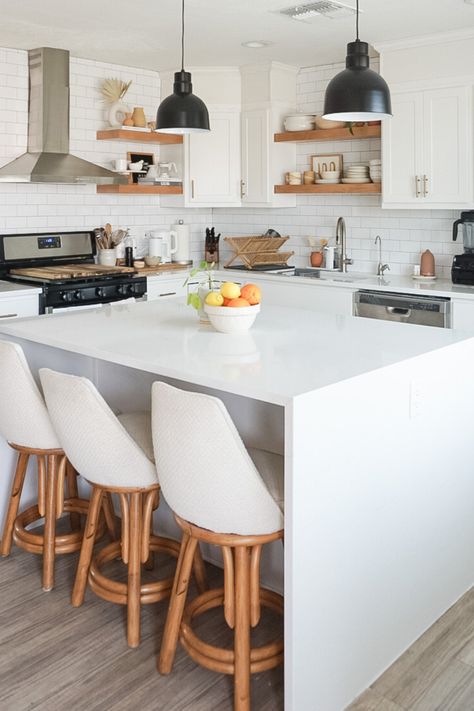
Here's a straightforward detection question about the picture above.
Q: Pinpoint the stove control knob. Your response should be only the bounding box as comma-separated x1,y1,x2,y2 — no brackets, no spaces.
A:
127,284,135,295
60,291,73,302
96,287,105,298
74,290,83,301
116,284,127,296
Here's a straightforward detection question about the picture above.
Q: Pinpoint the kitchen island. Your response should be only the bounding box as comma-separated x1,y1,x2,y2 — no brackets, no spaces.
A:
1,299,474,711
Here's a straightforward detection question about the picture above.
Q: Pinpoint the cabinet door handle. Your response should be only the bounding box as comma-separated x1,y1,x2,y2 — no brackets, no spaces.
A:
423,174,429,197
191,179,195,199
415,175,421,198
0,313,17,319
240,180,246,198
159,292,176,297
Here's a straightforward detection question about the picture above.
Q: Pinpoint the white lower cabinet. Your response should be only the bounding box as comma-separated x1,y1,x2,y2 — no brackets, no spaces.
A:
0,293,39,319
451,299,474,331
146,276,188,301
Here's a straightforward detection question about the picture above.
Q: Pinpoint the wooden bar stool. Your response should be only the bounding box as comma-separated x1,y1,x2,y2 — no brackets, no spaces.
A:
40,368,207,648
0,340,94,591
152,382,284,711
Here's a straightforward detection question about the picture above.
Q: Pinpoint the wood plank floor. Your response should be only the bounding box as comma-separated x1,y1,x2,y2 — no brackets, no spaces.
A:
347,588,474,711
2,542,474,711
0,546,283,711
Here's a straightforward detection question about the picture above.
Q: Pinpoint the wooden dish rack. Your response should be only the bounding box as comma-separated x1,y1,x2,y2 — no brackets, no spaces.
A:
224,236,294,269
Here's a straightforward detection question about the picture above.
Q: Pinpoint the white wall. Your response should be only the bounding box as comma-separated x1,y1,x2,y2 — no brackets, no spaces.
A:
0,47,211,262
214,59,460,278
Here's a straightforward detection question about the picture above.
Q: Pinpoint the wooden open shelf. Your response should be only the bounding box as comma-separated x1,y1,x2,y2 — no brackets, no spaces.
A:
96,129,183,144
96,184,183,195
274,124,381,143
274,183,381,195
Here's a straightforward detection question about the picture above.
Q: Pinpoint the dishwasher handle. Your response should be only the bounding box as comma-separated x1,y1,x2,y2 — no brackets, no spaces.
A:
386,306,411,318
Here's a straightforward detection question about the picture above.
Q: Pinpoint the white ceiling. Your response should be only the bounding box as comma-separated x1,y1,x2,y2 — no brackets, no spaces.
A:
0,0,473,71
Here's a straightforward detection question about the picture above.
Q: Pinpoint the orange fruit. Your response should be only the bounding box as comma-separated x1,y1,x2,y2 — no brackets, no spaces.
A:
240,283,261,305
227,297,250,308
222,297,232,306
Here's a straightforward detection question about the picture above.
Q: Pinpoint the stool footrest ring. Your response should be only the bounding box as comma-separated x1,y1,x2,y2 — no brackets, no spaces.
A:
180,587,284,676
89,536,180,606
13,499,92,556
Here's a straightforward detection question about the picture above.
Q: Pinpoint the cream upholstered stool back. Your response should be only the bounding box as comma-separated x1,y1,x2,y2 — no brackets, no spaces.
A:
0,341,90,592
152,381,284,711
39,368,191,648
151,381,283,536
0,340,59,449
39,368,157,489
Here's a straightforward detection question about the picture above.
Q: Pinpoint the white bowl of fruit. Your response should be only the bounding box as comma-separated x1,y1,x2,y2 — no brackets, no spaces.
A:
204,282,261,334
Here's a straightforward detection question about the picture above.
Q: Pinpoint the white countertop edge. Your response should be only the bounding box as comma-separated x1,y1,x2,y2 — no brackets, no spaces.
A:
215,268,474,301
0,280,42,296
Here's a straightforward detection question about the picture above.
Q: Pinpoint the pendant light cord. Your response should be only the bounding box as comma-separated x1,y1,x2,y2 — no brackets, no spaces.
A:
356,0,359,41
181,0,185,71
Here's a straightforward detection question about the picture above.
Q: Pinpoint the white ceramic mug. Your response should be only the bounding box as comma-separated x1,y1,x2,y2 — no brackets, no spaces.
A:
114,159,128,172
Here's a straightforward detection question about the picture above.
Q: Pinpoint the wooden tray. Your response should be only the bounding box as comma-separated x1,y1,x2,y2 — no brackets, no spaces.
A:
224,236,294,269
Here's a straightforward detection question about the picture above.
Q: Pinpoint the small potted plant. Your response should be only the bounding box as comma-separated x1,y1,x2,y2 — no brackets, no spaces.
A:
184,260,218,322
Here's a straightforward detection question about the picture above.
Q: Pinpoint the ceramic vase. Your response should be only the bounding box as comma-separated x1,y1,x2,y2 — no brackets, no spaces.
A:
97,248,117,266
131,107,146,128
107,101,131,128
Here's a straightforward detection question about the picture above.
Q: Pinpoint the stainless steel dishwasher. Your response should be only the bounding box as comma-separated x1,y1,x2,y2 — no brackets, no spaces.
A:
353,290,451,328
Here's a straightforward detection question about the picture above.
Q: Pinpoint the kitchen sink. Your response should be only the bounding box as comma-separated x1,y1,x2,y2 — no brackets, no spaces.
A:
284,268,369,283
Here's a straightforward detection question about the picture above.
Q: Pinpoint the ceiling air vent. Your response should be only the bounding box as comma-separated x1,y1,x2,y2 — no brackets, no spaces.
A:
278,1,359,22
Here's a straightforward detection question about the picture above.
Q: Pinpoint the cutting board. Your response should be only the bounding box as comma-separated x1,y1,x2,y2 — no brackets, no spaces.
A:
11,264,135,280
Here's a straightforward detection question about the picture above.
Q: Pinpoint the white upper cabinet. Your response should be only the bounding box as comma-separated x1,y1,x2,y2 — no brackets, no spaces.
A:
378,32,474,210
382,91,423,205
241,109,268,205
240,107,296,207
186,110,241,206
383,83,472,208
422,86,472,205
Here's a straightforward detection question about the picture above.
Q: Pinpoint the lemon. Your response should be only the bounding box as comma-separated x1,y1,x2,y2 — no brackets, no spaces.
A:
220,282,241,300
205,291,224,307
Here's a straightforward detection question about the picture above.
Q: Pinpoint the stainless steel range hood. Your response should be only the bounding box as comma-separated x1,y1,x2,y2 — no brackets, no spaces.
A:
0,48,126,185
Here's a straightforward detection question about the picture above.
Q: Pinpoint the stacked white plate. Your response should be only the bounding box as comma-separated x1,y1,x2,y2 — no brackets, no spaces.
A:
342,165,370,184
369,159,382,183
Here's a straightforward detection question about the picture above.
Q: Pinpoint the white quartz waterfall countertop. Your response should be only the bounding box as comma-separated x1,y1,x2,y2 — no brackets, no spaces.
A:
0,300,470,405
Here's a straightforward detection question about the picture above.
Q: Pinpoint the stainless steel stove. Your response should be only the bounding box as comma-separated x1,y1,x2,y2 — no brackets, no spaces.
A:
0,231,146,313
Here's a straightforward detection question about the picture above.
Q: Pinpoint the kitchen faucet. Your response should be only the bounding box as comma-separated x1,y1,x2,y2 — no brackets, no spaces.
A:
336,217,353,273
375,235,390,277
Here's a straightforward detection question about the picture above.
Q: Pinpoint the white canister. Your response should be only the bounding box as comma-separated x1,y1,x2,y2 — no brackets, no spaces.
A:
98,248,117,266
323,246,335,270
170,220,190,262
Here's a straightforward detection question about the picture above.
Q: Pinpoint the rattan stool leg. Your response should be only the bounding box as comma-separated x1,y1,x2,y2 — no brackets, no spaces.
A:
234,546,251,711
42,454,60,591
193,543,209,594
71,486,103,606
127,492,143,647
158,532,197,674
102,492,117,541
66,461,81,532
0,451,29,557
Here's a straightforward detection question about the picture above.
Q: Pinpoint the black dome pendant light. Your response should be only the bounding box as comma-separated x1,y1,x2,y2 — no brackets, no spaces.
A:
156,0,210,133
323,0,392,121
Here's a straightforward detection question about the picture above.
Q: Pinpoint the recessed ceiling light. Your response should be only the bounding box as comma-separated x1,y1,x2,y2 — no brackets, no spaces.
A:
241,40,273,48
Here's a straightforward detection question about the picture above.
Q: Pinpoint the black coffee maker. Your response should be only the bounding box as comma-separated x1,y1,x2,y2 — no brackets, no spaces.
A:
452,211,474,284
